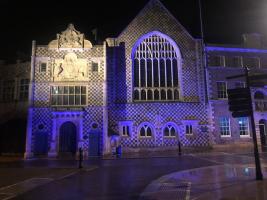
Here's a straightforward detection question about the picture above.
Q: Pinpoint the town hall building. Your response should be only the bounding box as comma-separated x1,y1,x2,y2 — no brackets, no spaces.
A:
17,0,267,158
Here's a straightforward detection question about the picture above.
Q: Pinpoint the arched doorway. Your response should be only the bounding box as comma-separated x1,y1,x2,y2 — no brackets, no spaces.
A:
59,121,77,155
259,119,267,147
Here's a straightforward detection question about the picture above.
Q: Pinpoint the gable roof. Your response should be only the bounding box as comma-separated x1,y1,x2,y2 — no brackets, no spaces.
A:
118,0,195,40
97,0,200,41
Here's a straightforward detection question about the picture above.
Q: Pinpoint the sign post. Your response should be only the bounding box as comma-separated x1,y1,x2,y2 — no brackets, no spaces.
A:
227,67,263,180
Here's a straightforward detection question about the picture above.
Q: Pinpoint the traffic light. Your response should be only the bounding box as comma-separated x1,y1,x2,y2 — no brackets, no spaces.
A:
227,88,252,118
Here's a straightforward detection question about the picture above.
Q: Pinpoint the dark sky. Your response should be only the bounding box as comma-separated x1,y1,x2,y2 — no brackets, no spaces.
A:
0,0,267,62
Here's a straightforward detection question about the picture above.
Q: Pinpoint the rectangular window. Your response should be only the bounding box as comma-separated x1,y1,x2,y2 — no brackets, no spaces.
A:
238,117,250,137
209,55,224,67
235,81,246,88
185,125,193,135
19,79,29,100
92,62,98,72
225,56,242,68
243,57,260,68
217,82,227,99
3,80,15,102
119,121,133,137
40,63,47,73
122,126,130,136
51,86,86,106
219,117,231,137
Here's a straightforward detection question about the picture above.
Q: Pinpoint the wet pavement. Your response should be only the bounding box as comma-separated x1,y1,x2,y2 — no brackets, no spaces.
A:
1,156,216,200
0,150,267,199
140,164,267,200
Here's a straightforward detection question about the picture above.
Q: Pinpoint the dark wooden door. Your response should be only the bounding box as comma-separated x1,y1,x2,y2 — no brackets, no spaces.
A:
89,132,100,157
59,121,77,154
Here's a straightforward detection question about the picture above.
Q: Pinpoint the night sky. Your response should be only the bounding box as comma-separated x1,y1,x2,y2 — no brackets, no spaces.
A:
0,0,266,62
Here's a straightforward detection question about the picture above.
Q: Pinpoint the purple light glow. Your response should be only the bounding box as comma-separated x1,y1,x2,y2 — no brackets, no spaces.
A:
206,46,267,53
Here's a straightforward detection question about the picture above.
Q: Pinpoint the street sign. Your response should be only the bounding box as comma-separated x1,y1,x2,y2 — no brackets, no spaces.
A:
226,67,263,180
226,74,246,80
227,88,252,117
232,110,252,118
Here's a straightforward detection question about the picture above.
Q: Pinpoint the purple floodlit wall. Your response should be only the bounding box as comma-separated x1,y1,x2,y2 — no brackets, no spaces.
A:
25,0,267,158
109,0,210,151
206,46,267,144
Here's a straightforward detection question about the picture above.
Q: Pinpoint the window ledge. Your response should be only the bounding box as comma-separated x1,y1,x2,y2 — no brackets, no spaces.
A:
164,136,177,139
185,134,194,137
139,136,153,139
221,135,231,138
240,135,251,138
121,135,130,138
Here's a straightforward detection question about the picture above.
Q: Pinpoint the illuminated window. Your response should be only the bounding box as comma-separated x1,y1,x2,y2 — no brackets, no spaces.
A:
163,124,177,137
3,80,15,102
217,82,227,99
19,79,29,100
133,32,180,101
238,117,250,137
219,117,231,137
51,86,86,106
185,124,193,135
40,63,47,73
139,123,153,138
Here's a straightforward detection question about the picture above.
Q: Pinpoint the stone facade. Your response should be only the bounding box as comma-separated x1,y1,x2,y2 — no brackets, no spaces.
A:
9,0,265,158
0,60,30,154
206,45,267,147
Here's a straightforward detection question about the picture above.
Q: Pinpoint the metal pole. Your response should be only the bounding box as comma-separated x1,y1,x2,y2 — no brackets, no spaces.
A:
178,140,181,156
245,67,263,180
78,147,83,169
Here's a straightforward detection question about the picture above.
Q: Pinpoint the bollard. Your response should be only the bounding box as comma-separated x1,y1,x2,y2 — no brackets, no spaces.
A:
178,141,181,156
78,147,83,169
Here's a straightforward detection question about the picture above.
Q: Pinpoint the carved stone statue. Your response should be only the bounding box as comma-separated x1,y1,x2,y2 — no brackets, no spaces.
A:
53,53,88,81
48,23,92,49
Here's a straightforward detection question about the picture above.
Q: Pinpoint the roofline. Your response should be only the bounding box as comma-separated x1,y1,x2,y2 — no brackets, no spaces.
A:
117,0,195,40
206,46,267,53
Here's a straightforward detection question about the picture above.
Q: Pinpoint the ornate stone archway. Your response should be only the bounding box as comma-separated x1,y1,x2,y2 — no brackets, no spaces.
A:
48,111,83,157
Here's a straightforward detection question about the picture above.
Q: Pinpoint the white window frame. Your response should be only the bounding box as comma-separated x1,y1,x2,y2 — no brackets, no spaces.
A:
244,57,260,68
132,32,181,102
19,78,30,100
50,85,87,107
238,117,250,137
219,117,231,137
39,62,47,73
91,61,99,73
210,55,225,67
217,81,227,99
138,122,154,138
185,124,193,135
163,123,178,138
119,121,133,137
235,81,246,88
182,120,199,136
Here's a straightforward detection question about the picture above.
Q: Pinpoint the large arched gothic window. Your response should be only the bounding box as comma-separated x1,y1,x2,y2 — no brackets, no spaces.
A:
133,31,181,101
